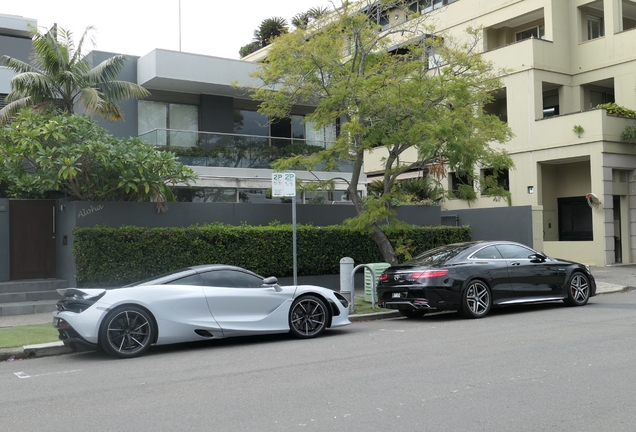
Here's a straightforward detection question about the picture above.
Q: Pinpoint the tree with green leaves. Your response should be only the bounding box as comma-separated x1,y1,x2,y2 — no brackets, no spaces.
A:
0,25,150,125
247,0,513,264
0,108,196,203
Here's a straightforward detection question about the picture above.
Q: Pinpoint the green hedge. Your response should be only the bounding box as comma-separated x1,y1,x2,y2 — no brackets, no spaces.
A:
72,223,471,287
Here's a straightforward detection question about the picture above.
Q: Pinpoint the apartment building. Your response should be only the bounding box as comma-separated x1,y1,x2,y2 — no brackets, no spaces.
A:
0,13,365,206
362,0,636,266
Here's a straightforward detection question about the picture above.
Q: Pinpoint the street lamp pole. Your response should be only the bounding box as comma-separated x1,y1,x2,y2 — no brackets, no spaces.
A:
179,0,182,51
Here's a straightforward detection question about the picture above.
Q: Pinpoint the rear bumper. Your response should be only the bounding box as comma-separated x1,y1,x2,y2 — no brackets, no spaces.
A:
53,317,98,350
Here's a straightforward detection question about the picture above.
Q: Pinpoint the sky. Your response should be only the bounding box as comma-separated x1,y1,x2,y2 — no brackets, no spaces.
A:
2,0,337,59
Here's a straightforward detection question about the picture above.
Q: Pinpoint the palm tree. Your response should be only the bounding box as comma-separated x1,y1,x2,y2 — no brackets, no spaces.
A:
292,6,330,29
0,25,150,124
253,17,288,48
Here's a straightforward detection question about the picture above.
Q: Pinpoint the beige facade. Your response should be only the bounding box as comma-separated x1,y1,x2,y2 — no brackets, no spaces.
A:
364,0,636,266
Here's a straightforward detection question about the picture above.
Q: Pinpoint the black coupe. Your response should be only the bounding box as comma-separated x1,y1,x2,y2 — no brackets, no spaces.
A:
377,241,596,319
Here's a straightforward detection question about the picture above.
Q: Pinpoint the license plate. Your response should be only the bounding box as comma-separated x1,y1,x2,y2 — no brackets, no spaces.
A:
392,292,403,298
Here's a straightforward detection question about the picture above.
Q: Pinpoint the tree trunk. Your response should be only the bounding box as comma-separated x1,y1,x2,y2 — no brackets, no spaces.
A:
348,145,398,266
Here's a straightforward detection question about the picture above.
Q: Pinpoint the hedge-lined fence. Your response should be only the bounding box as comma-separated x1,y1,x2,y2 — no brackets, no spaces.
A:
73,223,471,287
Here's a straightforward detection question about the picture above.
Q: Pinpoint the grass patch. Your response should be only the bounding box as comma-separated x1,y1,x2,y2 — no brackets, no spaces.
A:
0,324,59,349
351,299,386,315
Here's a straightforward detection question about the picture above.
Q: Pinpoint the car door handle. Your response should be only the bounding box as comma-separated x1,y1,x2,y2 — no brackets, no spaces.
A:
511,262,521,266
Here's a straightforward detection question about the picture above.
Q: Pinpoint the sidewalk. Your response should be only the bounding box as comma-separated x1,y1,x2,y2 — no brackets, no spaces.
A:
1,266,632,361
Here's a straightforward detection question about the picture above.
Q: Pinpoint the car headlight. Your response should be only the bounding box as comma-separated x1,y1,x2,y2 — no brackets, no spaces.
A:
333,292,348,308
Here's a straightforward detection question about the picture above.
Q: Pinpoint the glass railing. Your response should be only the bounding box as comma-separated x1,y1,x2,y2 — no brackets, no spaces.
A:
139,129,353,172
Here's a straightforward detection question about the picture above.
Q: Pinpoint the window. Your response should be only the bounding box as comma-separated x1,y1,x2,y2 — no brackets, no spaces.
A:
138,101,198,147
165,274,203,285
587,15,604,40
471,246,503,260
199,270,263,288
450,172,472,198
481,168,509,194
419,0,457,13
558,197,593,241
495,244,535,259
590,90,614,108
515,24,545,41
233,110,269,136
174,188,237,202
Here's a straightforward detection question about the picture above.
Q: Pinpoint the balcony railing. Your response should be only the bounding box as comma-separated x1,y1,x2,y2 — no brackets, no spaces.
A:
139,129,353,172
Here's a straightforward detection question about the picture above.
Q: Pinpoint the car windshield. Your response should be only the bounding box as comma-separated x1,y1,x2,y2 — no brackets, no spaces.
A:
405,243,474,266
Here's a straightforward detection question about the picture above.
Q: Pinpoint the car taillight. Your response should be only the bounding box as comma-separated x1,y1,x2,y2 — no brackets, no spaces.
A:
410,270,449,280
379,273,388,283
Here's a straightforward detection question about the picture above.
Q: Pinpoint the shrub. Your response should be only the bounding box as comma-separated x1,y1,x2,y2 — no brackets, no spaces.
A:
73,223,471,287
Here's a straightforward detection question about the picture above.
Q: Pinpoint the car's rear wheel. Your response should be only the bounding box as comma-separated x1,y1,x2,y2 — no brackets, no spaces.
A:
399,310,427,318
460,280,492,318
563,272,590,306
289,295,328,338
99,306,155,358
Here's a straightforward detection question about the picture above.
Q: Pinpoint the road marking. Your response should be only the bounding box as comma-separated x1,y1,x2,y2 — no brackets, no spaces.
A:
13,369,82,379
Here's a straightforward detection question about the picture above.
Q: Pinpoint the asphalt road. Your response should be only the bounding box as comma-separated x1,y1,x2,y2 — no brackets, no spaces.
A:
2,291,636,431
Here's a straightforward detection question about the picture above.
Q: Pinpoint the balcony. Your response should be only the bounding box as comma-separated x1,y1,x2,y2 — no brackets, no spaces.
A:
140,129,354,172
482,36,559,73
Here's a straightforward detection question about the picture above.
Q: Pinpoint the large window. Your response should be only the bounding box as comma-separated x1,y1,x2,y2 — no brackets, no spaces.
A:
416,0,458,13
481,168,509,195
516,24,545,41
587,15,604,40
450,172,473,198
558,197,593,241
138,101,198,147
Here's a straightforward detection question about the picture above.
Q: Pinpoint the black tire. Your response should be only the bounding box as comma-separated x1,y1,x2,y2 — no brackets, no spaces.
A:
460,280,492,319
563,272,590,306
99,305,155,359
399,310,427,318
289,295,328,338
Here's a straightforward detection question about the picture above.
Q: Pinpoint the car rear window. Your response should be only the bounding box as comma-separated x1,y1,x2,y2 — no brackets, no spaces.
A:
405,244,473,266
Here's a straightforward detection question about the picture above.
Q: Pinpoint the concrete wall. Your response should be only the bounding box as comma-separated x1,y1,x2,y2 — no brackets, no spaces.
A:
0,199,9,282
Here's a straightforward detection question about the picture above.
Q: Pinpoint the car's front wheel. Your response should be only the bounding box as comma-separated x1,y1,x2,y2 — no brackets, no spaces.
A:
99,305,155,359
460,280,492,318
563,272,590,306
289,295,328,338
399,310,427,319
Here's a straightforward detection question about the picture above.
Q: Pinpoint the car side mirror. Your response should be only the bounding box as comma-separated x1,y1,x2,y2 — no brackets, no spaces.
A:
262,276,278,285
529,252,547,262
262,276,282,291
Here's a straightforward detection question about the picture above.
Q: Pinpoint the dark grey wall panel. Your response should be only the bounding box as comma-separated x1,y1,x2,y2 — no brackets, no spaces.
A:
90,51,140,139
56,201,532,286
396,206,441,226
450,206,533,247
201,94,234,133
0,199,10,282
0,35,32,62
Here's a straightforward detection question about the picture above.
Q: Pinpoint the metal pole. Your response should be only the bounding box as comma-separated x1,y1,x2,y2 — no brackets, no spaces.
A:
292,194,297,285
178,0,182,52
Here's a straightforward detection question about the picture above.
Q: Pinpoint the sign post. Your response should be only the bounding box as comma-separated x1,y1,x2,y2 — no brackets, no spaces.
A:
272,172,298,285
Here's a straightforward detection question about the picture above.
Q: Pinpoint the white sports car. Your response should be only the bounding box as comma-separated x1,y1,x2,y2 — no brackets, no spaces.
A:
53,265,351,358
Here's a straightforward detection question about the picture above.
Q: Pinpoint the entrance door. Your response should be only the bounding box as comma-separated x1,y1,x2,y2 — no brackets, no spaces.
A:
613,195,622,264
9,200,57,280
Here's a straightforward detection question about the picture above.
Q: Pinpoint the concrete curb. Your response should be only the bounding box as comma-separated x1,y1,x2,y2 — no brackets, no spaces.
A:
349,310,402,322
0,341,72,362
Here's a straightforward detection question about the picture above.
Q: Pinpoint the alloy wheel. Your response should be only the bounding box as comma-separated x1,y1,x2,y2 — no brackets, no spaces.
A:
290,296,327,338
104,309,152,357
463,281,491,318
